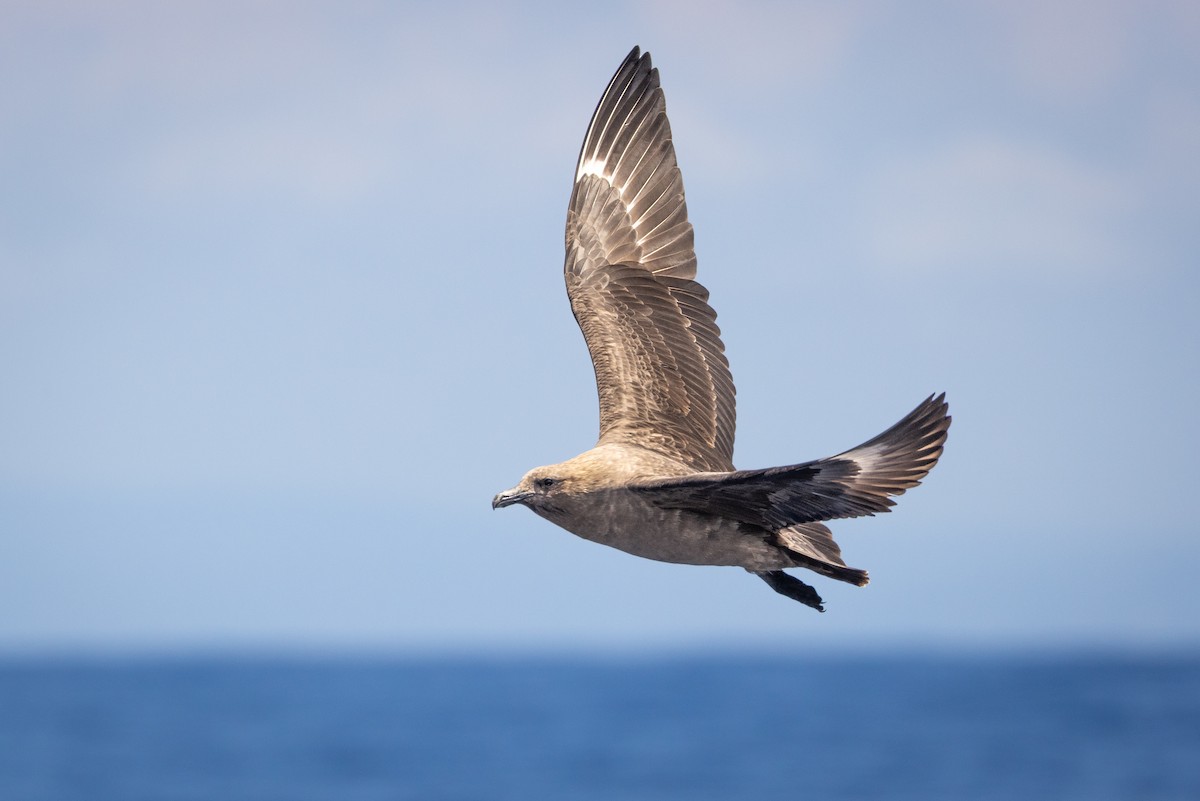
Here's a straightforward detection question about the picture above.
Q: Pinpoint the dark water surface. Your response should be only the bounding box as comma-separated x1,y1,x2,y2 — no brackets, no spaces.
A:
1,653,1197,800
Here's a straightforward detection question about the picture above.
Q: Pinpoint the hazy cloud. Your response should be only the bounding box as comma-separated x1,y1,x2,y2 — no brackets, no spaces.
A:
861,136,1131,278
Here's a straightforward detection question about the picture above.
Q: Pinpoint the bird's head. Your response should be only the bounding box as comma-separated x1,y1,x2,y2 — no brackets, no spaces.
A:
493,446,657,513
492,465,569,512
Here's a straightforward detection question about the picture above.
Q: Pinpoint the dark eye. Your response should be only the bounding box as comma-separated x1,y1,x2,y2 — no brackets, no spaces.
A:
535,477,557,490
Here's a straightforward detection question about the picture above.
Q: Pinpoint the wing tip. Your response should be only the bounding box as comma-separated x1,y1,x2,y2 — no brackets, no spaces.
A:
574,47,660,179
836,392,951,501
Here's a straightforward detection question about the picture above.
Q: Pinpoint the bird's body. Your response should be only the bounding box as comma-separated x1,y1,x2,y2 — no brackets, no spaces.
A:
511,443,787,570
493,47,950,611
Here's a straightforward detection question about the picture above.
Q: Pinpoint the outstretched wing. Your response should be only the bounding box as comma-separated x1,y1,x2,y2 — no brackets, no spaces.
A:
564,47,736,473
632,394,951,526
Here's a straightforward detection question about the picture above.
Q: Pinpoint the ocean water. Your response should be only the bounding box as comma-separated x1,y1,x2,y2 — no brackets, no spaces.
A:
0,653,1197,800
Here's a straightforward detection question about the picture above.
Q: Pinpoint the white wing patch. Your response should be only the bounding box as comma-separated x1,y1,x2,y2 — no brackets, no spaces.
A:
577,157,608,182
851,444,886,475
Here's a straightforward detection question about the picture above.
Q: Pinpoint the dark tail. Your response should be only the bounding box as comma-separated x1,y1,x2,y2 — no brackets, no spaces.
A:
775,522,870,587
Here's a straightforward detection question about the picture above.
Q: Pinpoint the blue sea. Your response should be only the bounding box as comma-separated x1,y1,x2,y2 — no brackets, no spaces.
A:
1,652,1197,800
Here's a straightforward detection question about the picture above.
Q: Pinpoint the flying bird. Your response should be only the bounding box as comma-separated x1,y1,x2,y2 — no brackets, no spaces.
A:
492,47,950,611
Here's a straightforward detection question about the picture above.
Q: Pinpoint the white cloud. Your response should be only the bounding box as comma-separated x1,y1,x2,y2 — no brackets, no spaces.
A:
135,117,390,205
1,3,561,206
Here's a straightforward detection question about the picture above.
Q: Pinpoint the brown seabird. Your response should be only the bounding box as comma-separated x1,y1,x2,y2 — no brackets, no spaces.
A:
492,47,950,611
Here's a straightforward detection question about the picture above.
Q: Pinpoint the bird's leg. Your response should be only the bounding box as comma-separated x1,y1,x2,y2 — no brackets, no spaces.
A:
751,570,825,613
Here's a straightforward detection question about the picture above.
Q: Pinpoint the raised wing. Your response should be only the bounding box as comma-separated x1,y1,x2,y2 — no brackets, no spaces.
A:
631,394,951,525
564,47,736,473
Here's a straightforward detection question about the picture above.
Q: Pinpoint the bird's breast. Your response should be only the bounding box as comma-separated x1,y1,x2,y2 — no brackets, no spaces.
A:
536,488,787,570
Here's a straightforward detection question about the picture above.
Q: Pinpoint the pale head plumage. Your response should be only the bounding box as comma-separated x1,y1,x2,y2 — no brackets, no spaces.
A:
491,442,698,512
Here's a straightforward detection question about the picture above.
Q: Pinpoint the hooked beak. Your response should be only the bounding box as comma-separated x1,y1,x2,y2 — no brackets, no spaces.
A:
492,487,532,509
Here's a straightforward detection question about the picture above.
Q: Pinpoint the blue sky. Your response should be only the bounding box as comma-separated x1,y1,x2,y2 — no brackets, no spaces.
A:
2,1,1198,653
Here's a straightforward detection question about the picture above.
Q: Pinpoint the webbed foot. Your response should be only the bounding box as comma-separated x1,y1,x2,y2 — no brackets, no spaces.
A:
752,569,825,612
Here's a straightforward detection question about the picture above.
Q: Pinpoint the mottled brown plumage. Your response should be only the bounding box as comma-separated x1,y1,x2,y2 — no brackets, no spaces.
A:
493,47,951,611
